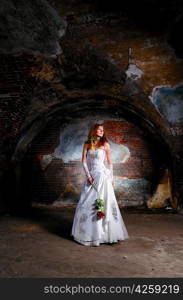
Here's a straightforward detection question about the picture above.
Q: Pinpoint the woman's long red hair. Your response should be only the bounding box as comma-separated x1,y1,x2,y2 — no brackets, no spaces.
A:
85,124,108,148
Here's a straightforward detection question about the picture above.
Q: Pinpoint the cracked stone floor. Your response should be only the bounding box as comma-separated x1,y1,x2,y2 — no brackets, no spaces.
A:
0,205,183,278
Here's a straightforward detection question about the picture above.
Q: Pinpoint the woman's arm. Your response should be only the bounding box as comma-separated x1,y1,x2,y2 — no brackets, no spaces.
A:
105,142,114,185
82,143,94,184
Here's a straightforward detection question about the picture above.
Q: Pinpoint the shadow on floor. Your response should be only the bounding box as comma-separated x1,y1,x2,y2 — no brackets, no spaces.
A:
2,205,74,241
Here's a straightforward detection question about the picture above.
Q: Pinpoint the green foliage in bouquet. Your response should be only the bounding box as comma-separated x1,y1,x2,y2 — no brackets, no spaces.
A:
92,183,106,219
95,198,105,212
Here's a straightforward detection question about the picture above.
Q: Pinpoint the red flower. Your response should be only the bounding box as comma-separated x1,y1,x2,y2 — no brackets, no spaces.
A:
36,154,43,160
97,211,105,219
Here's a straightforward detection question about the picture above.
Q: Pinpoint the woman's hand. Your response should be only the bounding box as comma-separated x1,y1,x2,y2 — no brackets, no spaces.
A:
87,176,94,184
111,180,114,186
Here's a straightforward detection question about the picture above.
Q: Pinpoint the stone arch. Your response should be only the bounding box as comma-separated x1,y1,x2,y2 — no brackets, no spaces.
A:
11,92,175,211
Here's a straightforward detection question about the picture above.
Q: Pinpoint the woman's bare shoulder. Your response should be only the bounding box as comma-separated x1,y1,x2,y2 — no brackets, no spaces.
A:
104,141,110,151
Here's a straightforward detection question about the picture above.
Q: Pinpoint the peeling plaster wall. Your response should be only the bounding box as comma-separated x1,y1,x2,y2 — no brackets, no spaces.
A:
151,85,183,134
0,0,67,56
26,119,166,207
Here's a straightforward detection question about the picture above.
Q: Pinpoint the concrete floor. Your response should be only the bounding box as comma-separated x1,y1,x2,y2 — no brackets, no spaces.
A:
0,205,183,278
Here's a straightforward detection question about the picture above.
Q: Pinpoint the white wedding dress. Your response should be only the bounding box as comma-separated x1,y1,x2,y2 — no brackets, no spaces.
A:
71,148,129,246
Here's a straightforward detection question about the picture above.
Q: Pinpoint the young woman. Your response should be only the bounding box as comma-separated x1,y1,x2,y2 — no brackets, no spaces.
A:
71,123,129,246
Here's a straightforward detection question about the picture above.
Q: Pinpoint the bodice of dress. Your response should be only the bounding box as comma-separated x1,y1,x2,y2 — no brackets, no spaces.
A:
86,148,106,173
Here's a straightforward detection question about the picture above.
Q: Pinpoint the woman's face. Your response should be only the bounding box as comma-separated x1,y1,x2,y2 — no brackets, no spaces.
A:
96,126,104,138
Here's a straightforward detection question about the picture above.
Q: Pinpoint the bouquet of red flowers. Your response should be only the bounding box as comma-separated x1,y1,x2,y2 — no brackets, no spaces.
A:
95,196,105,220
91,183,105,220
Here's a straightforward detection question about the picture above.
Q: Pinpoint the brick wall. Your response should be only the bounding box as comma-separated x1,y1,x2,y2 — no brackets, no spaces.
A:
25,119,165,207
0,54,36,150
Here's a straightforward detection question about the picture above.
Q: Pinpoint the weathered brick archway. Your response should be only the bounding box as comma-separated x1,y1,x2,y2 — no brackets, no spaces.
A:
11,90,175,212
0,0,182,214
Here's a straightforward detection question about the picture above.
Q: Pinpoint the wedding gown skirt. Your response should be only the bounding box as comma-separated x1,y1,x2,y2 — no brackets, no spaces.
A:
71,148,129,246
